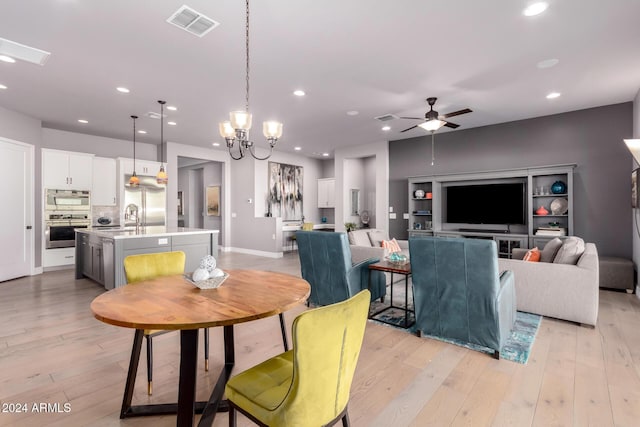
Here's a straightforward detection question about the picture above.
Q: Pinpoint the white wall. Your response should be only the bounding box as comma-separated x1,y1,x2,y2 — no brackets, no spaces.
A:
42,128,156,160
334,140,389,233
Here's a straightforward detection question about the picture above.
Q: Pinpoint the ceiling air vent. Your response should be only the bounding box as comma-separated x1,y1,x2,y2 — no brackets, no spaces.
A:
0,38,50,65
374,114,399,122
166,5,220,38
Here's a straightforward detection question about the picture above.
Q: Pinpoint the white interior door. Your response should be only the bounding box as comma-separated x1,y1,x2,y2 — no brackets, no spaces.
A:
0,138,33,282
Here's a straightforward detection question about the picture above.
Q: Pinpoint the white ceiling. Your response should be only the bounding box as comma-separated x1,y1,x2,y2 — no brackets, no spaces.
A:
1,1,639,158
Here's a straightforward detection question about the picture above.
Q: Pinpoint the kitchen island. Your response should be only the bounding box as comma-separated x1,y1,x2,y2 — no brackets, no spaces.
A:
76,227,219,290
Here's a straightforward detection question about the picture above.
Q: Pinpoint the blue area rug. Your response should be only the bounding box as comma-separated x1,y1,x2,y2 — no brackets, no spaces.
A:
369,303,541,364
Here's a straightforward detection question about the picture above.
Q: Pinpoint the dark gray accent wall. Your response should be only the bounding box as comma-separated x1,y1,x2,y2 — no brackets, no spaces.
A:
389,102,633,258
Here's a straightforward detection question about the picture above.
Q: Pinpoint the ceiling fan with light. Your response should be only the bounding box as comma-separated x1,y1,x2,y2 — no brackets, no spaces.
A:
400,97,472,133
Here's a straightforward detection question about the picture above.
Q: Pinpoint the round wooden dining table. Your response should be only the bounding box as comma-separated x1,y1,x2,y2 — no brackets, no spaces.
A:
91,269,310,427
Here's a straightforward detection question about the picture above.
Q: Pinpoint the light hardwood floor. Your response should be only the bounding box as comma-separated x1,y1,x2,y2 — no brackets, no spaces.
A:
1,251,640,426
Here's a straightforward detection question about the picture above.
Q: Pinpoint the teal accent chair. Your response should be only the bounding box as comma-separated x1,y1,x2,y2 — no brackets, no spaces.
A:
409,236,516,358
296,231,386,306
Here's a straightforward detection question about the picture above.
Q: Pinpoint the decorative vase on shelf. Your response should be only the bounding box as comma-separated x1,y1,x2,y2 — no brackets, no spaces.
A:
414,189,425,199
551,180,566,194
535,206,549,216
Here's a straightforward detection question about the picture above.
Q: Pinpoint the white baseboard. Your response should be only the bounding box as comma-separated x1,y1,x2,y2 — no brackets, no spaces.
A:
32,266,43,275
227,247,283,259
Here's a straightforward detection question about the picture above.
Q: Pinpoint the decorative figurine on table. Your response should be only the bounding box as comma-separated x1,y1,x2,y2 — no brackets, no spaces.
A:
189,255,227,289
386,252,408,264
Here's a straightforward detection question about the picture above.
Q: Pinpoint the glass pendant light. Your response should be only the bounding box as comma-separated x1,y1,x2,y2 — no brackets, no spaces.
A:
156,100,168,184
129,115,140,187
217,0,283,160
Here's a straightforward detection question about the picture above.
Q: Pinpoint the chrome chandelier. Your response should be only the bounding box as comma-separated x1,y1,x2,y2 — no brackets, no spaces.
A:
218,0,283,160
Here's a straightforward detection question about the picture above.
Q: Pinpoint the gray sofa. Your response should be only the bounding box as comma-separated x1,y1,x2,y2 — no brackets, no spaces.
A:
348,228,409,264
498,239,599,326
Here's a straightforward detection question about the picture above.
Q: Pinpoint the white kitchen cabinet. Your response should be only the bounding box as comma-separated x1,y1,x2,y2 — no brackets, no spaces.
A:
317,178,335,208
43,149,93,190
92,157,117,206
118,158,162,176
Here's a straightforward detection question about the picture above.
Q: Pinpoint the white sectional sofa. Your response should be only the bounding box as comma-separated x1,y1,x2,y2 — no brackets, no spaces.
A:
498,238,599,326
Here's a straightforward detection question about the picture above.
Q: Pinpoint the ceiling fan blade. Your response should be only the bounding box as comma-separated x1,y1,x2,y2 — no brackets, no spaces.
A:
442,108,472,119
400,124,420,133
399,117,424,120
444,121,460,129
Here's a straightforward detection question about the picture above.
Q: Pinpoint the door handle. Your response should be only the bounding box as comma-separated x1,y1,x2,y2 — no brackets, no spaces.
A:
26,225,32,230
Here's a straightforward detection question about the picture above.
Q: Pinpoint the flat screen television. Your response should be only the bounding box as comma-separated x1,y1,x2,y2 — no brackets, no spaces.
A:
446,183,526,225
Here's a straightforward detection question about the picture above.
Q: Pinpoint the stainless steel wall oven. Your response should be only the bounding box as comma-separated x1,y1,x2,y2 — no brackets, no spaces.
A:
45,213,91,249
44,189,91,249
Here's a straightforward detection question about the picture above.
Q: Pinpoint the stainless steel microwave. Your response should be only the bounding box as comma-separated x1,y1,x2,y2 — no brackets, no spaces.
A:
45,189,90,211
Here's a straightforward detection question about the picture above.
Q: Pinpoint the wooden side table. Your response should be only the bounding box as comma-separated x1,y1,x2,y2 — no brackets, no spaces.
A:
368,260,414,328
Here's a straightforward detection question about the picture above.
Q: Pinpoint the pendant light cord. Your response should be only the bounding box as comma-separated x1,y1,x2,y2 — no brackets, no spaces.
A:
131,115,137,172
159,100,165,165
245,0,250,113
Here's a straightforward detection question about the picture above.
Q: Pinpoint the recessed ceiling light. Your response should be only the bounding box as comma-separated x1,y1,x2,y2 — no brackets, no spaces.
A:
0,84,7,90
138,130,147,134
346,110,359,116
0,55,16,63
523,2,548,17
167,121,177,126
167,106,177,111
77,119,88,124
546,92,561,99
537,58,559,69
322,153,329,157
212,142,220,147
116,87,130,93
293,90,305,97
382,126,391,131
294,146,302,151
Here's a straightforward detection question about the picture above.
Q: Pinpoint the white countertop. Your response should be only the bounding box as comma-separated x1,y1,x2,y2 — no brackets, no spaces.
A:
314,223,335,230
282,223,335,231
78,226,219,240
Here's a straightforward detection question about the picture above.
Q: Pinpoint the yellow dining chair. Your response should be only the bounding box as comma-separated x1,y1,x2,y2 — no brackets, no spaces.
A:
123,251,210,395
289,222,314,251
225,289,370,427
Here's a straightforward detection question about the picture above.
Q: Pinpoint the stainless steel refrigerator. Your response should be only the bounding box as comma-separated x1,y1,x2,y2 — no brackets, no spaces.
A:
123,175,166,227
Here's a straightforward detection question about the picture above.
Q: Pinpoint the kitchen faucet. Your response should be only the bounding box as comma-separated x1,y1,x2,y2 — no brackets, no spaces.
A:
124,203,140,232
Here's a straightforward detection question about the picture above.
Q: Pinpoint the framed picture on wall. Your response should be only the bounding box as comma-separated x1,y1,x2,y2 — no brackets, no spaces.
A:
206,186,220,216
632,169,639,208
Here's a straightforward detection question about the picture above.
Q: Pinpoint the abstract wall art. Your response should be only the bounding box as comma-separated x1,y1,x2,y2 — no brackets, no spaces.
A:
268,162,303,220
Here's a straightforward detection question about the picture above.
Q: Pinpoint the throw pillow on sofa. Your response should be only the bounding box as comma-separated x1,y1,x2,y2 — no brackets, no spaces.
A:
381,238,402,253
348,230,372,246
523,247,541,262
553,236,585,265
540,237,563,263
